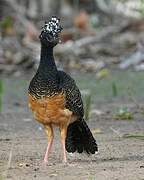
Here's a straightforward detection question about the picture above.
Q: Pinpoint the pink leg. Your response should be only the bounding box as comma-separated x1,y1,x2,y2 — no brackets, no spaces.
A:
61,138,67,163
44,137,54,163
43,125,54,163
60,125,67,163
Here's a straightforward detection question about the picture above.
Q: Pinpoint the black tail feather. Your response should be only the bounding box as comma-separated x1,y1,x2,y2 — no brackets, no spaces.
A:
66,120,98,154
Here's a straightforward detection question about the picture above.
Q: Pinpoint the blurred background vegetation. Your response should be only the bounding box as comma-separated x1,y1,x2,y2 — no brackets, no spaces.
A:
0,0,144,118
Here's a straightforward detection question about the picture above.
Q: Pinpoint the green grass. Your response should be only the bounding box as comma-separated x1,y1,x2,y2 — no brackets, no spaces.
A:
84,92,92,121
113,107,134,120
123,133,144,140
74,70,144,99
112,81,118,97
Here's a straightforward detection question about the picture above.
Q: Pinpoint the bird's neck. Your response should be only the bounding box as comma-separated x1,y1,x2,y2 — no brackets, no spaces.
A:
38,45,57,73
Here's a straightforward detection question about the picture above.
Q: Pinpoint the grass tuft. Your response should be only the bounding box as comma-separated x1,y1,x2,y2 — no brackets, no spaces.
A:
112,81,118,97
114,107,133,120
84,92,92,121
0,80,3,113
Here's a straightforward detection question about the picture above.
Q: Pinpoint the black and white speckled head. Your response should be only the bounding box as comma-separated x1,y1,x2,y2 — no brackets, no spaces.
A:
39,16,62,48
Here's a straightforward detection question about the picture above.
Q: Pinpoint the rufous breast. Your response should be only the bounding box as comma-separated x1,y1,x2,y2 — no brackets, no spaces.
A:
28,93,72,125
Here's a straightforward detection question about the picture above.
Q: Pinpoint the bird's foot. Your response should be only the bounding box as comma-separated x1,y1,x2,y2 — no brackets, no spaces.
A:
62,159,68,166
62,161,77,167
41,159,48,168
42,160,56,167
62,156,68,166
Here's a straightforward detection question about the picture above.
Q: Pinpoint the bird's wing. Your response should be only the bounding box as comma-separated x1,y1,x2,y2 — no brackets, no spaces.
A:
58,71,84,118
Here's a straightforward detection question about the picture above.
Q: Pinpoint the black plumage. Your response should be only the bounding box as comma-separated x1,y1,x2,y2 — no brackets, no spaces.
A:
58,71,98,154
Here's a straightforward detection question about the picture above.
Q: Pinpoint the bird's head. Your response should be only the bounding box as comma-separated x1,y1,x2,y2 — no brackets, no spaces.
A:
39,16,62,48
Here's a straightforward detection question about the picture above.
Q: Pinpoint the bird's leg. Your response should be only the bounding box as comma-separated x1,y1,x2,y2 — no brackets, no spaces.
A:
44,125,54,164
60,124,68,163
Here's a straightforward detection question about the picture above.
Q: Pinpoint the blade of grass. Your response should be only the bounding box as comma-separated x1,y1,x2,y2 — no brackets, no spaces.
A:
84,92,92,121
112,81,118,97
0,80,3,113
123,133,144,140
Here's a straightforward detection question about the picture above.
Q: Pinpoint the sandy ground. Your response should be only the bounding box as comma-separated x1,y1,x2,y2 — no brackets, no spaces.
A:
0,105,144,180
0,78,144,180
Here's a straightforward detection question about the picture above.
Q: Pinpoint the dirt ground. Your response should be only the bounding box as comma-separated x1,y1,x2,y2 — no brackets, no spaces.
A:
0,77,144,180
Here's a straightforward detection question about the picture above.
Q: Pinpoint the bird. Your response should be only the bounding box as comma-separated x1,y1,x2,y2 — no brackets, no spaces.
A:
28,16,98,164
